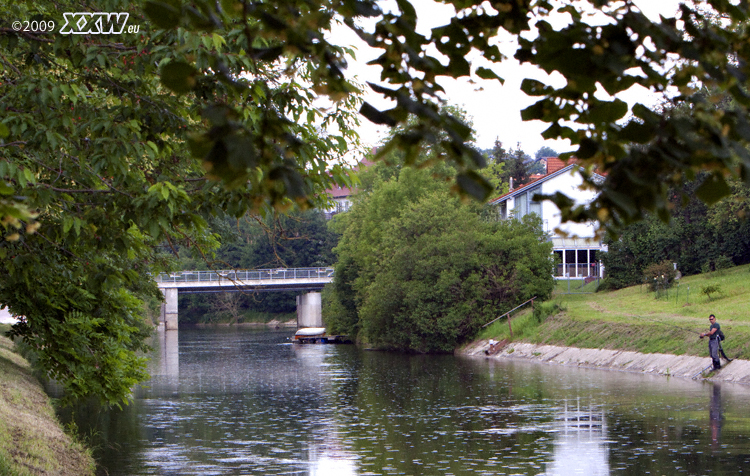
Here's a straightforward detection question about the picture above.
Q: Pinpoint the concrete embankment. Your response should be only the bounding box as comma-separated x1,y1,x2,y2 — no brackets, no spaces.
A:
460,340,750,385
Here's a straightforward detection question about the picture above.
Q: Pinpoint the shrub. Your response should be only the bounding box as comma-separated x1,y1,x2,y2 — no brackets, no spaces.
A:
702,285,723,300
643,260,677,292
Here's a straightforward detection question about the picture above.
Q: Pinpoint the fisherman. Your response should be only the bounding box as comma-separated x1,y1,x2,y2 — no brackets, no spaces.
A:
700,314,722,370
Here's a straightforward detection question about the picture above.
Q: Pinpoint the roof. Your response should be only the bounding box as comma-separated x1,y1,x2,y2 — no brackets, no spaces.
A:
489,157,603,205
324,158,374,199
545,157,568,174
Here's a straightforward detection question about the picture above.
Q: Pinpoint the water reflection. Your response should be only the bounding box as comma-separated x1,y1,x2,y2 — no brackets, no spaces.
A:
155,329,179,378
55,329,750,475
710,384,722,450
548,398,608,476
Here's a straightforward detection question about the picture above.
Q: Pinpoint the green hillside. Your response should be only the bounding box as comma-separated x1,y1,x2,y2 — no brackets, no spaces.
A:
478,264,750,360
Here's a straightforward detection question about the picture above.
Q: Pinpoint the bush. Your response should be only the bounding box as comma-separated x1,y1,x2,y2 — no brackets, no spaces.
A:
702,285,723,300
643,260,677,292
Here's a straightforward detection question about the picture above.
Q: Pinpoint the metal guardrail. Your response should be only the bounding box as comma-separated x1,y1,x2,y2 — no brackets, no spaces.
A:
154,267,335,284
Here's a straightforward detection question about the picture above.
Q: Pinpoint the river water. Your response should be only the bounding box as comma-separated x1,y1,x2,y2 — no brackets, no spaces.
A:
58,327,750,475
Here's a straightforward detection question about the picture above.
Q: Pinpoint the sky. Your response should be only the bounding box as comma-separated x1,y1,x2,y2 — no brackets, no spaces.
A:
332,0,683,157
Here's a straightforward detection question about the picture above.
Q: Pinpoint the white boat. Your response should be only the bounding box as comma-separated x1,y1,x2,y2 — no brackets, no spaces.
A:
294,327,327,337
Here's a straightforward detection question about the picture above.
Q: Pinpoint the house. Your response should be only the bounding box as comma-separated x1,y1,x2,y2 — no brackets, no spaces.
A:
322,158,374,219
323,183,356,219
489,157,607,279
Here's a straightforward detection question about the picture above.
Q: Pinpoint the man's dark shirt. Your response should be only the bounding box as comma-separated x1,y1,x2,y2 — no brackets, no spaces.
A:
710,322,721,340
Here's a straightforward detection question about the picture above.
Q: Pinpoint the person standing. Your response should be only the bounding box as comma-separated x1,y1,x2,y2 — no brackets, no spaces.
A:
700,314,722,370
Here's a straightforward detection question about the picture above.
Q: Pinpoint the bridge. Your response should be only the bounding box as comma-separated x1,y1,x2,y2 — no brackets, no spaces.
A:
155,268,334,330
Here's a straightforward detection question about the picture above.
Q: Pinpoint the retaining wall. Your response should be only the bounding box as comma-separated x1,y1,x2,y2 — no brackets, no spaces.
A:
460,340,750,385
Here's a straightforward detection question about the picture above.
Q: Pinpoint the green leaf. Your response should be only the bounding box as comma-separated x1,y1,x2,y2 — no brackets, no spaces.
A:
456,171,492,201
520,79,548,96
146,141,159,157
212,33,226,51
576,138,599,159
144,1,182,29
0,122,8,138
586,98,628,125
696,173,732,205
161,61,198,94
360,102,397,126
63,217,73,234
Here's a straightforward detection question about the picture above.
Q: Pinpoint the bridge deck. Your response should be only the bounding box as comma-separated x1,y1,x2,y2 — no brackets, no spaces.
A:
155,268,334,292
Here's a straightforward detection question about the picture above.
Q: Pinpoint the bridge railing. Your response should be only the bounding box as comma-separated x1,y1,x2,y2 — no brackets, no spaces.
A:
154,267,335,284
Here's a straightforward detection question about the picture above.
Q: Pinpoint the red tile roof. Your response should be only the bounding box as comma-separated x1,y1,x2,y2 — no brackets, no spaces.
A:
544,157,569,174
324,158,375,198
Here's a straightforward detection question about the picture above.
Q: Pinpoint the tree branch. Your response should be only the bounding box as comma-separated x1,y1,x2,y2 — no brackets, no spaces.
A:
0,29,53,43
0,141,27,148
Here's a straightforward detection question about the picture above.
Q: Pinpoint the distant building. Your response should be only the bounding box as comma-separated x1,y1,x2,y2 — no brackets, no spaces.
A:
322,159,373,219
489,157,607,279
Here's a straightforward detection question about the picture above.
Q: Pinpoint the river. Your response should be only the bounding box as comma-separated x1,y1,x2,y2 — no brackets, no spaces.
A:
57,327,750,475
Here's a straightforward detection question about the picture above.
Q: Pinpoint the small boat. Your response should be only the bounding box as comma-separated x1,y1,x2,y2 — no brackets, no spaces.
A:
292,327,351,344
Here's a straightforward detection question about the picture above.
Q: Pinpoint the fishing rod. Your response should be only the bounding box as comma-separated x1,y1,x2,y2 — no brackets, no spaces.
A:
693,363,715,379
640,315,702,336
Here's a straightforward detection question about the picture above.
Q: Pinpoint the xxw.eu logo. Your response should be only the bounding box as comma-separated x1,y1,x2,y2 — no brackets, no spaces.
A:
60,12,139,34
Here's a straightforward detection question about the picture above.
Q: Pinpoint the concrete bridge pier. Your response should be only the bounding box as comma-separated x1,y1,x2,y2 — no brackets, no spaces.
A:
296,292,323,328
160,287,179,331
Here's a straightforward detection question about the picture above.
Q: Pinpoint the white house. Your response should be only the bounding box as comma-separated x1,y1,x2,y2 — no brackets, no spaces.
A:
489,157,608,279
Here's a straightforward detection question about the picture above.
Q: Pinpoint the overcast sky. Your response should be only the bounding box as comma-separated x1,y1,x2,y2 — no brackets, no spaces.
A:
332,0,683,157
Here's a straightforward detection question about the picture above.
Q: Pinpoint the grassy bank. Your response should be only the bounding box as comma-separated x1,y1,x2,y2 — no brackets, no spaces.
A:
0,324,95,476
478,264,750,360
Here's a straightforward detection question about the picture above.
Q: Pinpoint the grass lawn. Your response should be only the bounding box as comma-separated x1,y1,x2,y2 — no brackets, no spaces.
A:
0,324,95,476
477,264,750,359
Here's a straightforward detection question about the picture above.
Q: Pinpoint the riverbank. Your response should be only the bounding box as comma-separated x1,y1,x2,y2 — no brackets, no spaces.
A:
461,339,750,384
0,327,95,475
465,265,750,384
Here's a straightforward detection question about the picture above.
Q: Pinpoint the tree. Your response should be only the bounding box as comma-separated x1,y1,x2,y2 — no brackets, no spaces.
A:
326,165,554,351
2,1,750,230
115,0,750,234
535,146,558,161
0,0,358,405
601,175,750,289
503,144,532,187
480,140,508,195
480,140,532,193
